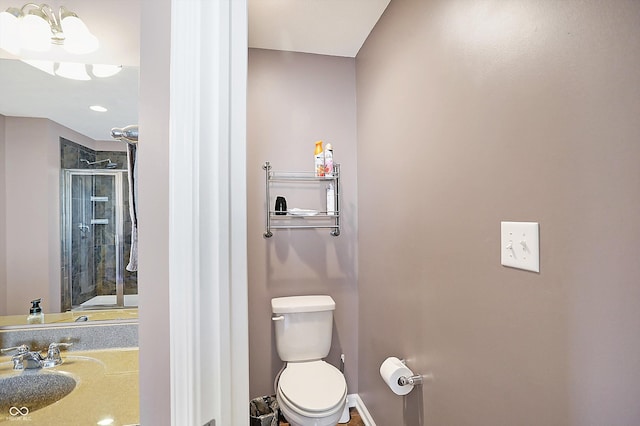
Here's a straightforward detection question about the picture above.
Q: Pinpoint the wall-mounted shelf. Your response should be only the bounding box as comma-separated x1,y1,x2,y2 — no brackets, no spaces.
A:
263,161,340,238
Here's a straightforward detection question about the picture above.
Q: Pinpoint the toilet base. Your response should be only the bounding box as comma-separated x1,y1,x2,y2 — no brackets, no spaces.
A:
338,404,350,424
277,394,346,426
279,402,351,426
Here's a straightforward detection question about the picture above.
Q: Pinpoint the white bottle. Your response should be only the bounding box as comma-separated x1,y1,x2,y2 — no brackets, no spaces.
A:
326,183,335,215
324,143,334,177
27,298,44,324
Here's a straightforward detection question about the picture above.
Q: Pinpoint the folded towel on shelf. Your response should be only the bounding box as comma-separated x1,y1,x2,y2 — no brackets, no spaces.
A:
287,208,318,216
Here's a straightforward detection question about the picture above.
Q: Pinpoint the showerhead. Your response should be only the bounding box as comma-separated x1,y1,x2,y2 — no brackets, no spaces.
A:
80,158,118,169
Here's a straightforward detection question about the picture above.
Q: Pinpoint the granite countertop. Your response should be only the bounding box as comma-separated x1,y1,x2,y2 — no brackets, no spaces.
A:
0,309,138,328
0,348,139,425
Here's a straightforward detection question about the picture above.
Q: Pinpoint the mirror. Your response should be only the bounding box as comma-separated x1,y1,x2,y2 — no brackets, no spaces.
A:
0,0,140,326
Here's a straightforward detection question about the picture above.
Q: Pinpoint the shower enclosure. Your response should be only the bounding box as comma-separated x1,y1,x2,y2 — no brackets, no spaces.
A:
61,169,137,311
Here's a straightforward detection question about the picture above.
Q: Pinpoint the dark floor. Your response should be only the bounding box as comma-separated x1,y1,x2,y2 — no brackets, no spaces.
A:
279,407,365,426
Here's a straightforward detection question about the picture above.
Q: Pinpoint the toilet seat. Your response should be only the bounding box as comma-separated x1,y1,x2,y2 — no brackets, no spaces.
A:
278,360,347,416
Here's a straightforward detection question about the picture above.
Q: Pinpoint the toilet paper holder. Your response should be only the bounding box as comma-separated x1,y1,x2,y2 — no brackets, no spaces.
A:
397,359,424,387
398,374,423,387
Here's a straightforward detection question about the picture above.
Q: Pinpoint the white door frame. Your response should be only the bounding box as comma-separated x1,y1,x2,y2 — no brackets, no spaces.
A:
168,0,248,424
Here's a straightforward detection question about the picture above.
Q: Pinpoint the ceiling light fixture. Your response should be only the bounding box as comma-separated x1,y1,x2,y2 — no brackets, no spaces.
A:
20,60,123,81
92,64,123,78
0,3,98,55
55,61,90,80
89,105,107,112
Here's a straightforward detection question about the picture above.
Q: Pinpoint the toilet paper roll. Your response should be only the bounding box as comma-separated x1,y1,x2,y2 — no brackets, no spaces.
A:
379,357,414,396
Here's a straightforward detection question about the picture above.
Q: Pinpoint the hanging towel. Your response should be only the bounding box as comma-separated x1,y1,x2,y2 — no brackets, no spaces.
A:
126,143,138,272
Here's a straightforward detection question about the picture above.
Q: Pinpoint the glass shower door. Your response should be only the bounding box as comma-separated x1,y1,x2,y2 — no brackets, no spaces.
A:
62,170,134,310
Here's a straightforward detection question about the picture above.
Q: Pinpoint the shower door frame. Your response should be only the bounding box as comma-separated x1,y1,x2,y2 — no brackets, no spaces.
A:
61,169,127,310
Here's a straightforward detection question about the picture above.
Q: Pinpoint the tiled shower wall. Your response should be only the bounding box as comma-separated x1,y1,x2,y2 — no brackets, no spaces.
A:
60,137,128,170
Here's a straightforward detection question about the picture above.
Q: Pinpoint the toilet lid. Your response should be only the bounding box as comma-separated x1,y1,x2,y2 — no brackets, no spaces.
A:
279,361,347,413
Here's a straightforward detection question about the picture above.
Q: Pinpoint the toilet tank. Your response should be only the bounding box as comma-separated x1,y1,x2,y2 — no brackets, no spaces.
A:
271,295,335,362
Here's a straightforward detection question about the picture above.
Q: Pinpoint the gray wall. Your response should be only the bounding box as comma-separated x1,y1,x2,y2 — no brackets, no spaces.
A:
0,114,5,316
2,117,96,315
356,1,640,425
137,0,171,422
247,49,359,398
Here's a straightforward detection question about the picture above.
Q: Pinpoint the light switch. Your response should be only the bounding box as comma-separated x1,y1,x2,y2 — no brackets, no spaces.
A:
501,221,539,272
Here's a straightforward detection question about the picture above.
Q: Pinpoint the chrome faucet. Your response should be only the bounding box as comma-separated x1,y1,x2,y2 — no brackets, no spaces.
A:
42,343,73,368
1,343,73,370
13,350,44,370
1,344,34,369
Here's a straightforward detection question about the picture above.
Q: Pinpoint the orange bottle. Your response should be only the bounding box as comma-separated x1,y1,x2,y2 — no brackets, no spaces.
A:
314,141,324,177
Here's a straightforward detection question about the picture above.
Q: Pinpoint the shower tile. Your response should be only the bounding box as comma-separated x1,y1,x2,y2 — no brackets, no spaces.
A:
75,291,94,306
60,138,98,169
111,152,127,167
61,143,79,169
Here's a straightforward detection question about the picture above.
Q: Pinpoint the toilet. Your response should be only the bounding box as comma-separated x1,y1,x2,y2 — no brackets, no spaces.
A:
272,295,348,426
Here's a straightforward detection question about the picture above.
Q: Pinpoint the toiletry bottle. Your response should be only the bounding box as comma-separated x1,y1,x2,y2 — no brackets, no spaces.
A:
27,298,44,324
324,143,334,177
314,141,325,177
275,196,287,215
326,183,335,215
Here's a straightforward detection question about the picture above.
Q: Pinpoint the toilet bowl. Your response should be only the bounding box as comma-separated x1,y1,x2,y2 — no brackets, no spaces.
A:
276,361,347,426
271,295,347,426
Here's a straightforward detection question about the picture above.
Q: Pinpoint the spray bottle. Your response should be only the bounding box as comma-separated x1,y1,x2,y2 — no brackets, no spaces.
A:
324,143,334,177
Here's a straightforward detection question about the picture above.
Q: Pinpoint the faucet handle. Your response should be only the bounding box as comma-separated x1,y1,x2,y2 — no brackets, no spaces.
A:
47,342,73,357
0,344,30,355
48,342,73,351
44,342,73,367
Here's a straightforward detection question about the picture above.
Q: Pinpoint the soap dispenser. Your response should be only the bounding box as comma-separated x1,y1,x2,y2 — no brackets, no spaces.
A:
27,298,44,324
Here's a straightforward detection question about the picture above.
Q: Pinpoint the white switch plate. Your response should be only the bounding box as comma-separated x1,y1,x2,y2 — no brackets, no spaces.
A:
501,221,539,272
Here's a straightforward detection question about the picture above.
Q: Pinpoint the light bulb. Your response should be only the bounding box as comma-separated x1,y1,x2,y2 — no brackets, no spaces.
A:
61,15,99,54
20,13,51,52
92,64,123,78
0,10,20,54
55,62,91,81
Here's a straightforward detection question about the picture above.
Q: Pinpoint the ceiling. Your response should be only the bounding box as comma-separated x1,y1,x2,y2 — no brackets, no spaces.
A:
0,0,390,141
249,0,390,57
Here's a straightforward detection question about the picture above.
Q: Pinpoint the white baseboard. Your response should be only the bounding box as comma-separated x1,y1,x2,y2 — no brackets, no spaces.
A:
346,394,376,426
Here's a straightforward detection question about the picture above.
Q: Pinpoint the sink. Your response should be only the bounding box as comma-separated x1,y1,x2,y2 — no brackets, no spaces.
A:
0,350,137,424
0,372,76,414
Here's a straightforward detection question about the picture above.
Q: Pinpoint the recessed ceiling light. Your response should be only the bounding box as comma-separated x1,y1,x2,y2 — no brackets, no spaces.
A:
89,105,108,112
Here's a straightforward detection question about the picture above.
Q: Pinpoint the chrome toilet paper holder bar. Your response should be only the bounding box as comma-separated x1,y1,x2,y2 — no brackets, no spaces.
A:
398,374,423,386
397,359,425,387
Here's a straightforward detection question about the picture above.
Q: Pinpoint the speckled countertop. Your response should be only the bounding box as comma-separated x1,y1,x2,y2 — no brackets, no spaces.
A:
0,348,139,425
0,309,138,328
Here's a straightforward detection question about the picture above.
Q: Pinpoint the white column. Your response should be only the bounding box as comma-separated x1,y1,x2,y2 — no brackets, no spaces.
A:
169,0,248,424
